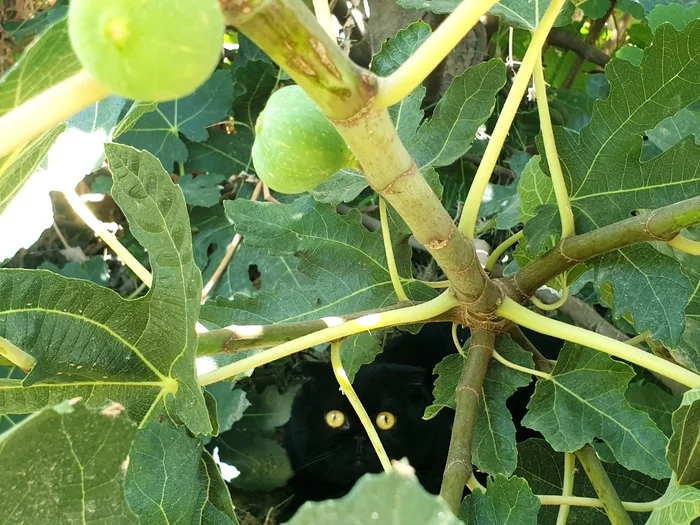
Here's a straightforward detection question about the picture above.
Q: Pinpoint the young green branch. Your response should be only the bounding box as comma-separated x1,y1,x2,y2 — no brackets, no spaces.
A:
0,70,110,160
0,336,36,373
459,0,568,238
440,330,494,514
330,341,392,471
197,291,458,385
374,0,499,108
379,198,409,302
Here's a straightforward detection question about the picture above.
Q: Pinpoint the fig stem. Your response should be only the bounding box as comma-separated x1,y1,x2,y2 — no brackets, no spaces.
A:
533,52,575,239
458,0,567,238
375,0,499,108
312,0,335,40
0,69,111,160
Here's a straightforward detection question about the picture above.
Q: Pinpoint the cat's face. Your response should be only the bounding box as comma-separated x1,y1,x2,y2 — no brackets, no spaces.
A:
283,362,443,488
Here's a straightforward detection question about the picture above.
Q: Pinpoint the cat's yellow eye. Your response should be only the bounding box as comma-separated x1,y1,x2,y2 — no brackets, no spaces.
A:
325,410,346,428
375,411,396,430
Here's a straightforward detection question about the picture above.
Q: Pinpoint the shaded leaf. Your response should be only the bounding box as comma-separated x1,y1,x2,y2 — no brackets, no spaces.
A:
522,344,670,479
458,475,540,524
594,244,693,345
647,108,700,153
515,438,669,524
232,59,278,127
424,337,533,476
287,470,462,525
38,257,110,287
206,382,250,435
186,129,254,176
648,3,700,32
115,70,234,170
626,382,681,437
0,400,138,524
125,417,238,524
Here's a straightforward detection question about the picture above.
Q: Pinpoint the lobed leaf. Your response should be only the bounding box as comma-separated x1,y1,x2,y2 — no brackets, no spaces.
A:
522,344,670,479
458,475,540,524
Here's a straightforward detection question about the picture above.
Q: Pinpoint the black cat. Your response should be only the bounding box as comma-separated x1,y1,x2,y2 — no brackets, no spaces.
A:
279,323,460,522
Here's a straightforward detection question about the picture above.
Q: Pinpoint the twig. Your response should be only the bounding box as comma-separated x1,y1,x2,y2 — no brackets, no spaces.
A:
556,453,576,525
463,154,515,182
547,29,610,68
0,70,110,159
201,180,263,301
336,204,427,253
440,329,494,514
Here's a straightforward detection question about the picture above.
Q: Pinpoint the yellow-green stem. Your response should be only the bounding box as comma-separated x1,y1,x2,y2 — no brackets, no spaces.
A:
0,70,111,159
539,495,659,513
420,280,451,289
533,53,575,238
312,0,334,39
491,349,552,379
497,297,700,388
668,233,700,255
198,290,458,385
556,453,576,525
0,336,36,372
459,0,567,237
379,198,409,302
64,190,153,287
451,322,466,357
375,0,499,108
330,341,392,472
485,230,524,272
531,274,569,311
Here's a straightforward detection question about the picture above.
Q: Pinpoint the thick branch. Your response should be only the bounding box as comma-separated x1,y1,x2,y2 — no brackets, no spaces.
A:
509,195,700,299
196,301,461,356
221,0,502,311
547,29,610,68
440,329,494,514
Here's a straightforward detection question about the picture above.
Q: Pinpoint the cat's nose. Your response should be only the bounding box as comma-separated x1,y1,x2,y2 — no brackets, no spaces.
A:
353,435,364,454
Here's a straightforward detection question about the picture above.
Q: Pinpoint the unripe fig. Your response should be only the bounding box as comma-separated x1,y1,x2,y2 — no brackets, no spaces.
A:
252,85,352,194
68,0,224,102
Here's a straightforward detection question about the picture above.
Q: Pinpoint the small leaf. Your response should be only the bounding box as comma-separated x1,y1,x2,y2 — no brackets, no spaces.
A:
186,128,254,175
424,337,533,476
232,59,277,127
287,470,462,525
646,108,700,152
206,382,250,435
648,3,700,32
309,169,369,206
458,475,540,524
0,400,138,524
522,344,671,479
178,173,227,207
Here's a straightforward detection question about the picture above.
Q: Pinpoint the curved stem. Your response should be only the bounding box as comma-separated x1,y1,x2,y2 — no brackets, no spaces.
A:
198,290,458,385
375,0,499,108
668,233,700,255
491,349,551,379
533,53,575,238
380,198,409,302
0,336,36,373
531,274,569,311
458,0,568,238
0,70,111,159
451,322,466,357
312,0,335,39
485,230,524,272
420,280,451,289
63,190,153,287
556,453,576,525
497,297,700,388
330,341,392,472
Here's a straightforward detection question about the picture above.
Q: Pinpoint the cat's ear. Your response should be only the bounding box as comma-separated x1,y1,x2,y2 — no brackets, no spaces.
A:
395,366,432,401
